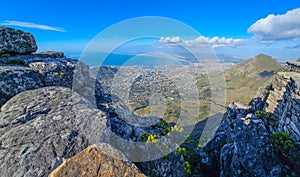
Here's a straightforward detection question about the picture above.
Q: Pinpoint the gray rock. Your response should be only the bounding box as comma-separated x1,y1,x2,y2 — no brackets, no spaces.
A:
203,106,280,177
0,53,79,107
0,27,37,55
0,87,107,177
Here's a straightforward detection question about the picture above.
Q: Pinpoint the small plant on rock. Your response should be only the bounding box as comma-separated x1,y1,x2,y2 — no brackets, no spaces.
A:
255,110,270,118
146,134,160,144
177,147,187,156
272,132,296,156
184,161,192,175
139,132,150,141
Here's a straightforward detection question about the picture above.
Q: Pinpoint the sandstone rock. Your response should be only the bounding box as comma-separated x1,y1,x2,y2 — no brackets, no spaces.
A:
0,87,107,177
49,143,145,177
0,27,37,55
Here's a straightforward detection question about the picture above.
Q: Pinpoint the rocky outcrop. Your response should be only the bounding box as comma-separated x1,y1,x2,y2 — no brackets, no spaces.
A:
264,72,300,143
0,52,79,107
201,67,300,177
201,105,280,177
49,143,145,177
284,61,300,73
0,27,37,56
0,87,107,177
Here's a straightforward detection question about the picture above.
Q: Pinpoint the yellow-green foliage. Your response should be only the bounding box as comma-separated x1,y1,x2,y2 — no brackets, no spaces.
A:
140,133,160,144
161,143,169,151
177,147,187,155
54,71,65,76
184,161,192,174
146,134,160,144
172,125,184,133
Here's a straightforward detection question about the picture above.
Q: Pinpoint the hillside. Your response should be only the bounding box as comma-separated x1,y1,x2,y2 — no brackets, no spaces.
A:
224,54,282,104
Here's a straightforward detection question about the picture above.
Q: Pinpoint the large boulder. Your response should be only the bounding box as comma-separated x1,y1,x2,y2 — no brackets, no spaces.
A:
0,27,37,55
0,52,82,107
0,87,107,177
49,143,145,177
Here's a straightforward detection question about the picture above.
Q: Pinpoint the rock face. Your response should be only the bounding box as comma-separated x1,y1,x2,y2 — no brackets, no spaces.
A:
49,143,145,177
202,106,280,177
264,72,300,143
0,52,79,107
0,27,37,55
201,65,300,177
0,87,107,177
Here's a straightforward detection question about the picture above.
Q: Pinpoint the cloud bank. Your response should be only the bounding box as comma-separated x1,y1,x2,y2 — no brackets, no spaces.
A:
0,20,66,32
248,8,300,43
159,36,248,48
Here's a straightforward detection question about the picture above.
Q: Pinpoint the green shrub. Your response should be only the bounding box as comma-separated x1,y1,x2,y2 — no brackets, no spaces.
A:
177,147,187,155
146,134,160,144
161,127,171,136
139,132,150,141
184,161,192,174
272,132,296,156
151,169,157,176
172,125,184,133
160,119,169,127
255,110,269,118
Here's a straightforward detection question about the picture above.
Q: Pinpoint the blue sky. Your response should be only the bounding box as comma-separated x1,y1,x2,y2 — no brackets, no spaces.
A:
1,0,300,60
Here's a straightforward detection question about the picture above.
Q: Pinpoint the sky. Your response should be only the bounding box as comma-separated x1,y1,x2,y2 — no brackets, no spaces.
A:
1,0,300,61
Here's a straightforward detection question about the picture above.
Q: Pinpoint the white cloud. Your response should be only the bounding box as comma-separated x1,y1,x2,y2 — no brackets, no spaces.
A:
248,8,300,43
159,36,248,48
0,20,66,32
159,36,182,43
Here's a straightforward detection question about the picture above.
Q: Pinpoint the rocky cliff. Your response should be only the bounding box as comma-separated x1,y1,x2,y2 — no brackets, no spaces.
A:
200,62,300,177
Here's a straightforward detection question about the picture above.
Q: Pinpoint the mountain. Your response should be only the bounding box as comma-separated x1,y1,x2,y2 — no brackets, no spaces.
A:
224,54,282,104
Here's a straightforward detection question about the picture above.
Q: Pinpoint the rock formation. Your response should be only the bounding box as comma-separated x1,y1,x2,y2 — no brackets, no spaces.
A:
0,87,107,177
200,62,300,177
49,143,145,177
0,27,37,55
0,51,81,107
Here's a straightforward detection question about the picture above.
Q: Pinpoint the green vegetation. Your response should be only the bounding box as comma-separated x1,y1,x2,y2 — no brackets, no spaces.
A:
146,134,160,144
184,161,192,175
282,69,290,72
139,132,160,144
227,116,233,121
272,132,299,176
54,71,65,76
176,147,187,155
139,132,150,141
255,110,270,118
151,169,157,176
161,127,171,136
5,59,25,65
272,132,296,155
